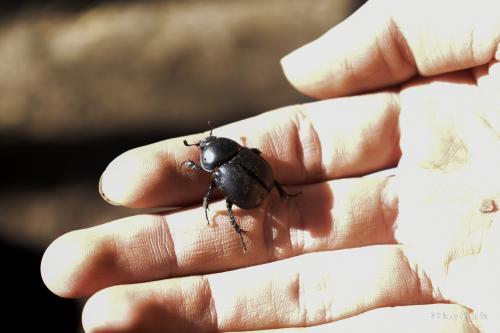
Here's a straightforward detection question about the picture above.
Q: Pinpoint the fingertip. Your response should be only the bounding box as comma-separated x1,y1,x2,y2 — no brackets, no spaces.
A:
41,231,93,298
98,174,118,206
279,6,376,99
41,227,122,298
280,39,334,99
99,147,166,208
99,137,206,208
280,0,417,99
82,287,132,333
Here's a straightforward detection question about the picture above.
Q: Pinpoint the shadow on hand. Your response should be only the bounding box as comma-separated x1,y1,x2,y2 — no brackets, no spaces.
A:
259,181,334,257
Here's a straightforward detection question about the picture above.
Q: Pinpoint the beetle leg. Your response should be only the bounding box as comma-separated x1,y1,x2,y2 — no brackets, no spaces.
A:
226,199,247,253
181,160,203,171
274,181,301,201
203,180,216,226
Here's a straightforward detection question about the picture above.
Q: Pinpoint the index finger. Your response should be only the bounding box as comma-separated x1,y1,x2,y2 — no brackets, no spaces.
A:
99,92,400,208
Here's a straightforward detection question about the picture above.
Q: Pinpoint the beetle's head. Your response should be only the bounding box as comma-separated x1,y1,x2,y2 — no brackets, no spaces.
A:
198,122,216,150
198,135,217,150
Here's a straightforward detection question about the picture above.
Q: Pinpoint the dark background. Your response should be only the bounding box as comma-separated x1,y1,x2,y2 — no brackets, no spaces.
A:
0,0,365,331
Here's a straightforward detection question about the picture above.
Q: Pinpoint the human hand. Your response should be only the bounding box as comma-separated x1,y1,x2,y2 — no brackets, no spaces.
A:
41,0,500,332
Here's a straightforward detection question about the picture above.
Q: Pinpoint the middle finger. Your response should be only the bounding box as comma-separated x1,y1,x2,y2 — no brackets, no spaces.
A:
42,175,398,298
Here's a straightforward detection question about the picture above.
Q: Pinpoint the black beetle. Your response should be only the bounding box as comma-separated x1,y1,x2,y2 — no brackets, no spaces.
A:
182,126,296,252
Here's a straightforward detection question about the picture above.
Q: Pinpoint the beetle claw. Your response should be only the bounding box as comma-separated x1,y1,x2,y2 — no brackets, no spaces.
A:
204,210,210,226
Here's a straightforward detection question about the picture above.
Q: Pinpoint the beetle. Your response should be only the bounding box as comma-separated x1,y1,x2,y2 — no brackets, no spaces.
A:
182,126,296,252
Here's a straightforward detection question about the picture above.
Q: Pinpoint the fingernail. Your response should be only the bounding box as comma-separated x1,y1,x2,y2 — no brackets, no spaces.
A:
98,174,119,206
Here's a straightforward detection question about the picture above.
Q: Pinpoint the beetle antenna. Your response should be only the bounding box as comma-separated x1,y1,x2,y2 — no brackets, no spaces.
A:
208,121,213,136
183,139,200,147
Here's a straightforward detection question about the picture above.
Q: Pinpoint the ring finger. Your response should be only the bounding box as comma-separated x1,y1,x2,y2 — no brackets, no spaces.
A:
81,245,433,332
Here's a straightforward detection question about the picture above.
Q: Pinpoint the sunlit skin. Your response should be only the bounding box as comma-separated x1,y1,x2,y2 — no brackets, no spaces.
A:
41,0,500,332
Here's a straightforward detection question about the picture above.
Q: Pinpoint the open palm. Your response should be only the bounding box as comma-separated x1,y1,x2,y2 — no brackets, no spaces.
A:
41,0,500,332
393,64,500,331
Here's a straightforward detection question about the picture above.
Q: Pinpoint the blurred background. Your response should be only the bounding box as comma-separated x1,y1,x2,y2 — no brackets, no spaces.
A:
0,0,365,331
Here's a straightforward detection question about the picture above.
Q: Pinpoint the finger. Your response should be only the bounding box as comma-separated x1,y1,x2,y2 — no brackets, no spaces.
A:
229,304,480,333
281,0,500,98
100,92,400,207
81,245,434,333
41,175,398,298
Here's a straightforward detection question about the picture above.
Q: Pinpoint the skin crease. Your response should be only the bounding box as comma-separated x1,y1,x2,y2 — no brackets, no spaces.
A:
40,0,500,332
